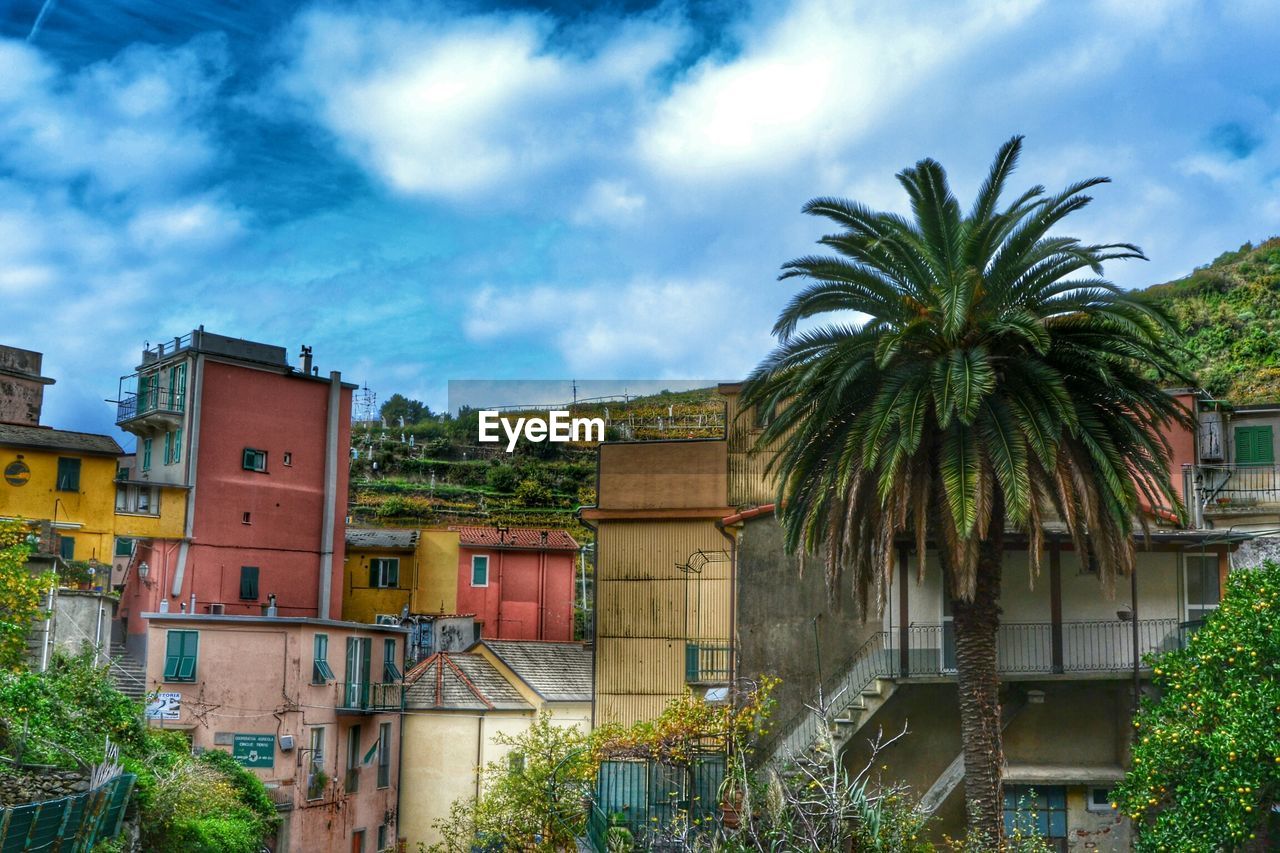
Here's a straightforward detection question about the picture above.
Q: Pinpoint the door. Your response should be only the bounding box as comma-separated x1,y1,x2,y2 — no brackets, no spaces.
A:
345,637,371,708
350,829,365,853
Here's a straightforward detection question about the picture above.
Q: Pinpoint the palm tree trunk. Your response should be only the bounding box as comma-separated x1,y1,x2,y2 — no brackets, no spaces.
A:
950,519,1005,842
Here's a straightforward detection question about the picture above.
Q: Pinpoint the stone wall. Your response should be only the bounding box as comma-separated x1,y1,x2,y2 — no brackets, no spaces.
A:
0,766,90,807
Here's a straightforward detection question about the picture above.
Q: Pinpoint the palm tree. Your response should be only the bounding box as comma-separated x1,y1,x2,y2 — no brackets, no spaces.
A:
742,136,1189,841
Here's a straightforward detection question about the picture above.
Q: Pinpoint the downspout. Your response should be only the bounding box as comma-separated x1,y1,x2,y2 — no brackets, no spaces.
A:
319,371,342,620
172,353,204,600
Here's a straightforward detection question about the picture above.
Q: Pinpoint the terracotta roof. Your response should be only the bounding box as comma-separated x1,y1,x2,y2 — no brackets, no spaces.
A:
346,528,419,550
454,526,578,551
403,652,530,711
0,423,122,456
477,640,592,702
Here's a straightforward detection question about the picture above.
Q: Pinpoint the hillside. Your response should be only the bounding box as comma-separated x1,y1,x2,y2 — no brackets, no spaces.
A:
1143,237,1280,403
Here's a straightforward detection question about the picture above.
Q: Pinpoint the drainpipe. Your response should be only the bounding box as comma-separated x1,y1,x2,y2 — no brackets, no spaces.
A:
319,371,342,620
172,353,204,601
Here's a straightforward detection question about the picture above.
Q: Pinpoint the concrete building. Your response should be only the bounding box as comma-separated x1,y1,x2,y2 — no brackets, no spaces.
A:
399,640,592,849
115,329,353,660
0,344,54,428
142,613,405,852
582,383,1246,848
342,527,460,624
454,526,579,642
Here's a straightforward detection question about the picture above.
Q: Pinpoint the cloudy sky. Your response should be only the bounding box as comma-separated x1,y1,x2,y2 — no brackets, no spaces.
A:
3,0,1279,438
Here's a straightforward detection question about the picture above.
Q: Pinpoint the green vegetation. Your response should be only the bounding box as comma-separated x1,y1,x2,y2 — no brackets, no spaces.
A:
0,652,278,852
1141,237,1280,401
1114,562,1280,852
0,519,53,671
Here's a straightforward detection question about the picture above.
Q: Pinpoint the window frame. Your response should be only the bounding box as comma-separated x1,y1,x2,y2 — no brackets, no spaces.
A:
162,630,199,682
1234,424,1275,467
307,726,326,800
239,566,260,601
1086,786,1114,813
1003,785,1067,840
369,558,400,589
377,722,391,789
345,725,362,793
471,554,490,587
313,633,335,683
1183,553,1221,623
242,448,267,472
59,535,75,561
56,457,81,492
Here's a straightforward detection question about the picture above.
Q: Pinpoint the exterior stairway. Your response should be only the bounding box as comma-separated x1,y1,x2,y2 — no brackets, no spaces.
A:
105,645,148,702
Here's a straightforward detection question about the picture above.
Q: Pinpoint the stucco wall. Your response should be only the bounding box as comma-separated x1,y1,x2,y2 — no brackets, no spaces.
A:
456,546,576,641
414,530,459,614
50,590,116,658
0,449,117,562
343,546,413,624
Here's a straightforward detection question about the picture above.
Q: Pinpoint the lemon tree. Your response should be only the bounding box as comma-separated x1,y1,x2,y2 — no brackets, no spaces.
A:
0,519,53,671
1115,560,1280,851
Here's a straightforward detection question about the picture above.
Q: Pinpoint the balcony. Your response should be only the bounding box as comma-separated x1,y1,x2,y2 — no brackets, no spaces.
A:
335,681,402,714
684,642,733,684
116,388,185,431
1187,463,1280,518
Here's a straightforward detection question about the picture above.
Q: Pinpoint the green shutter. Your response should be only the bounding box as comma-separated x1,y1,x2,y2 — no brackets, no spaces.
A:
163,432,173,466
1235,426,1275,466
165,631,198,682
174,427,183,464
59,536,76,561
369,561,379,588
240,566,259,600
56,457,80,491
142,438,152,471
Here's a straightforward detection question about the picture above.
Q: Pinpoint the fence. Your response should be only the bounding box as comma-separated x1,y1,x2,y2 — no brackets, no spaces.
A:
587,755,725,852
0,773,135,852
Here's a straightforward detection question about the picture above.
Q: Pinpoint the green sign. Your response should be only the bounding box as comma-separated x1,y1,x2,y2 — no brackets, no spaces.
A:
232,734,275,768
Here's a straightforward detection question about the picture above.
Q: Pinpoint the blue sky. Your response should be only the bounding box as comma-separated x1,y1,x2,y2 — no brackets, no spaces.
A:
3,0,1279,438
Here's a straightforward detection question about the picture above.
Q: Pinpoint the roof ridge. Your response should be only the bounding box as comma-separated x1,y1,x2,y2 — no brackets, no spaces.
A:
440,652,496,710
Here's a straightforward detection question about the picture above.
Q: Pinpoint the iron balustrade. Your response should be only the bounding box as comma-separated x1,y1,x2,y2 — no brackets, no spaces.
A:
115,387,185,425
766,619,1181,765
336,681,402,712
684,642,733,683
1188,462,1280,512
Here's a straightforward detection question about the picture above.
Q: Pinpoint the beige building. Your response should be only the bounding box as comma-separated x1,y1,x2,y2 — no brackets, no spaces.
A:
583,383,1245,849
142,613,405,852
399,640,592,848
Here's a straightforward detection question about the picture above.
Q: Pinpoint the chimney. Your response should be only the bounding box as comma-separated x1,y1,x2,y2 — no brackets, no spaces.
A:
300,345,313,376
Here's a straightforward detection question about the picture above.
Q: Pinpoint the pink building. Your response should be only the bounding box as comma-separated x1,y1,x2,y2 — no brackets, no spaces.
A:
116,329,353,659
143,613,404,852
453,526,578,641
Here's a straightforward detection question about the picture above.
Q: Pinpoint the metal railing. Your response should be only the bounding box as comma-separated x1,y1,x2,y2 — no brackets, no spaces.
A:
116,387,185,424
1188,463,1280,512
767,619,1182,765
685,642,733,683
588,755,724,852
336,681,402,712
0,773,135,851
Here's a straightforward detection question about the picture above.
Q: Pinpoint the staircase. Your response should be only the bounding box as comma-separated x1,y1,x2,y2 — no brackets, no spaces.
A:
765,632,898,768
105,645,149,701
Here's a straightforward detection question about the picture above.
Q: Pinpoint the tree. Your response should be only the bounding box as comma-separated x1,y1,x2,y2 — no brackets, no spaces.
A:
742,136,1187,840
0,519,54,670
380,393,429,425
1114,561,1280,851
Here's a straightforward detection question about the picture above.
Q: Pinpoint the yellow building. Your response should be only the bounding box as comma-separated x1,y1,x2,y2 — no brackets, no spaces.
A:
342,528,459,624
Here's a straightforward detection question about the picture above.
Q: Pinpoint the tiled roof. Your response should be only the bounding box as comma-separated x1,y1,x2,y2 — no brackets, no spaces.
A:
346,528,419,550
403,652,530,711
478,640,592,702
455,526,578,551
0,423,122,456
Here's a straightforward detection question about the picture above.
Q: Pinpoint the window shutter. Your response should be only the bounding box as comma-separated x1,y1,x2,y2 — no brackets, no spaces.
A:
240,566,259,600
369,561,380,588
1235,426,1275,466
164,632,182,680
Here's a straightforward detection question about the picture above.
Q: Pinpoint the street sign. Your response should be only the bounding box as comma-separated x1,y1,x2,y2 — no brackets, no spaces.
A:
232,734,276,768
145,692,181,720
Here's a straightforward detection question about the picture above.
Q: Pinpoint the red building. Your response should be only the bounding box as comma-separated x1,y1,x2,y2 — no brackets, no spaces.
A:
453,526,578,641
116,329,353,659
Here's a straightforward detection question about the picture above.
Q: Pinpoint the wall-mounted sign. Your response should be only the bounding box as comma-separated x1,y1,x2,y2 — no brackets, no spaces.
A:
4,460,29,487
145,692,181,720
232,734,276,768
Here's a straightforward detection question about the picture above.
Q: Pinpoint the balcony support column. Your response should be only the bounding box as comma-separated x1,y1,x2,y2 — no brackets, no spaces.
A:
897,544,909,676
1049,542,1063,674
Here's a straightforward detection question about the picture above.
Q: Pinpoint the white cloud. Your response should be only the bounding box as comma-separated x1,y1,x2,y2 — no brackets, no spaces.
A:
275,7,687,198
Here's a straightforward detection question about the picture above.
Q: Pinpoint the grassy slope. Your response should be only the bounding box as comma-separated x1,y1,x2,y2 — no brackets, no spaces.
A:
1141,237,1280,403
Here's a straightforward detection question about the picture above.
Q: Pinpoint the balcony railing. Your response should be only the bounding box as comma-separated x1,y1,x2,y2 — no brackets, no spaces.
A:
116,388,185,425
685,642,733,684
336,681,402,713
1187,463,1280,514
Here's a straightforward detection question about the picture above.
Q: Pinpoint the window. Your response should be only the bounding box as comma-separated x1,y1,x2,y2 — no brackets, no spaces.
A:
163,431,174,466
307,727,326,799
242,448,267,472
1003,786,1067,840
56,457,80,491
114,538,134,558
345,725,362,793
141,438,152,472
1184,554,1221,624
376,825,386,851
163,630,199,682
1234,425,1274,466
168,363,186,409
116,484,159,515
344,637,372,709
239,566,259,600
313,634,335,683
471,554,489,587
283,452,292,466
242,512,251,525
173,427,182,464
1087,787,1114,813
377,722,391,788
382,638,401,682
369,558,399,589
59,536,75,561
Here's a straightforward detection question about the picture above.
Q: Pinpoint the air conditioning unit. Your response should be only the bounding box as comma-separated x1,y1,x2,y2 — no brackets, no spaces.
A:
375,614,401,626
208,603,225,615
